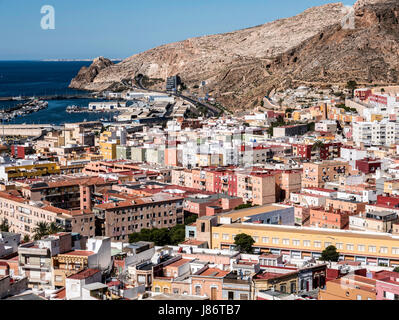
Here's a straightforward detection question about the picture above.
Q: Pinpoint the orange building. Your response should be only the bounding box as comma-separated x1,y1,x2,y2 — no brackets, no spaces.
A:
310,207,352,229
191,267,229,300
164,148,179,167
302,161,350,188
325,198,366,215
318,275,376,300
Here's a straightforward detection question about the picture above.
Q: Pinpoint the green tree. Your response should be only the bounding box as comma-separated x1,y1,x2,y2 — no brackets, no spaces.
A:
320,245,340,262
128,232,142,244
184,214,198,226
170,225,185,245
393,266,399,273
0,220,9,232
234,233,255,253
139,228,152,242
312,140,325,156
48,222,64,235
346,80,358,97
23,234,30,243
151,228,171,246
307,122,315,132
285,108,294,115
234,203,253,210
33,222,50,240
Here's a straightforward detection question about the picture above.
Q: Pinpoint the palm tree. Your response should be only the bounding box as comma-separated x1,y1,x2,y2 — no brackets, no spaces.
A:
312,140,325,151
48,222,64,235
33,222,50,240
0,219,9,232
312,140,325,160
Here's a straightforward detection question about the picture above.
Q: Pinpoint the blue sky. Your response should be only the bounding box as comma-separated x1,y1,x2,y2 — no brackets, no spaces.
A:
0,0,356,60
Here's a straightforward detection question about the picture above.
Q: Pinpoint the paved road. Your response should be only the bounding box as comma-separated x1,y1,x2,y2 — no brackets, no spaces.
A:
124,76,222,117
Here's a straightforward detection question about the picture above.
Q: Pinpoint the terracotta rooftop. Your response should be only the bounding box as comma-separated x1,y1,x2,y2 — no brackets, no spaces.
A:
165,258,192,268
196,268,229,278
180,239,206,246
61,250,95,257
68,268,100,280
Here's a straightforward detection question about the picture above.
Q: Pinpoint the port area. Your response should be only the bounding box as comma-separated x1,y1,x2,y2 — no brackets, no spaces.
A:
0,99,48,122
66,105,121,114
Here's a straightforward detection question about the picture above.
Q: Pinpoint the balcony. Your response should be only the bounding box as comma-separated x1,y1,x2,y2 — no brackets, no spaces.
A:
21,263,51,270
19,247,49,256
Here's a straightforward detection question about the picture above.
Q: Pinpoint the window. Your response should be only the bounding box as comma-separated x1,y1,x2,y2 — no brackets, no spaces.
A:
392,248,399,255
346,244,354,251
222,234,229,240
272,238,279,244
292,240,300,246
357,295,362,300
262,237,269,243
368,246,376,253
154,287,160,293
325,242,332,248
358,245,365,252
336,243,343,250
283,239,290,245
290,282,296,293
228,291,234,300
303,240,310,247
253,236,259,243
213,233,219,239
314,241,321,248
380,247,388,254
195,286,201,296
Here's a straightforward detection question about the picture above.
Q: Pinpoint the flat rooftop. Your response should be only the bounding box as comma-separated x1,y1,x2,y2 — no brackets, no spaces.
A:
222,204,290,221
214,223,399,241
146,293,208,300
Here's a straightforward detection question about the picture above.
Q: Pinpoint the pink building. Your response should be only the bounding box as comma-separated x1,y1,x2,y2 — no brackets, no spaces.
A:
373,271,399,300
191,267,229,300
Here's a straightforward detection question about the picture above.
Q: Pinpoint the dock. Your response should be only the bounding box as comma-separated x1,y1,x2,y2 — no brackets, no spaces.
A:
0,93,95,102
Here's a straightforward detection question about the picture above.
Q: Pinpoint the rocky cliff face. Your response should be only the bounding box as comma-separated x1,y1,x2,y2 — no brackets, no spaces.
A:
69,56,114,90
70,0,399,109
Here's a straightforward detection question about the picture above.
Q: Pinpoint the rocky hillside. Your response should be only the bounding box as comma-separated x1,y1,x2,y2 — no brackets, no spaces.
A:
70,0,399,109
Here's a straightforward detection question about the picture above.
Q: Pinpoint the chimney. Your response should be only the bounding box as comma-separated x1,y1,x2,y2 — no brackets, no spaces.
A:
80,184,92,212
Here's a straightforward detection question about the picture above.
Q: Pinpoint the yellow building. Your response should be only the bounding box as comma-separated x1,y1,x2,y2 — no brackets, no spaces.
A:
292,111,301,121
371,114,384,122
206,222,399,266
1,162,60,181
99,131,120,160
152,278,173,294
52,250,93,287
384,180,399,195
196,153,223,167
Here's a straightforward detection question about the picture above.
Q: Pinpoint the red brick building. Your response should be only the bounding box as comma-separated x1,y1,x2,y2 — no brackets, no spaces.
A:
355,158,381,174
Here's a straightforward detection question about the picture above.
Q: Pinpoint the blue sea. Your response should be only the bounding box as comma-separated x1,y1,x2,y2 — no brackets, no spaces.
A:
0,61,115,125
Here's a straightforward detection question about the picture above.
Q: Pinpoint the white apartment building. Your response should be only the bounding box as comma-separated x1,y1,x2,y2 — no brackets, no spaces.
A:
340,147,369,162
315,120,337,133
352,120,399,146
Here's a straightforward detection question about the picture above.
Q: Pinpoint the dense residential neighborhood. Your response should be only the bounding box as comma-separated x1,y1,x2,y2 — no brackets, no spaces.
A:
2,83,399,301
3,0,399,309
